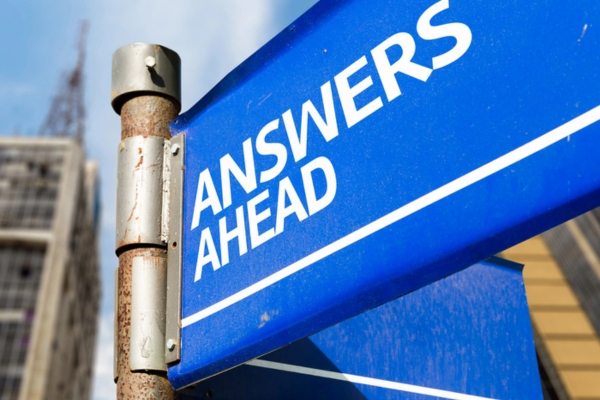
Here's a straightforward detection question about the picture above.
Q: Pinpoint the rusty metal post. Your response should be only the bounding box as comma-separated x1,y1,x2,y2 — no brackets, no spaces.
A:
111,43,181,399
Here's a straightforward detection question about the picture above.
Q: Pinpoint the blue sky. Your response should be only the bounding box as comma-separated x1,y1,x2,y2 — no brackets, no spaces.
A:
0,1,317,399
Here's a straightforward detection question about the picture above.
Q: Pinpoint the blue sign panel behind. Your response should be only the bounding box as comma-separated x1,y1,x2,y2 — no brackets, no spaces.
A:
169,0,600,388
180,258,542,400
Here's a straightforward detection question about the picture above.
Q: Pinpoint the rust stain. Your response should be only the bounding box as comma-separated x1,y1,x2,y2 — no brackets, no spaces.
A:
117,227,130,249
135,156,144,168
127,202,137,222
120,96,178,140
127,190,139,222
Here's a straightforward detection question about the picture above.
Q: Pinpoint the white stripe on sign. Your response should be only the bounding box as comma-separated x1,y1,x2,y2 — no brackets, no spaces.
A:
182,105,600,328
246,359,496,400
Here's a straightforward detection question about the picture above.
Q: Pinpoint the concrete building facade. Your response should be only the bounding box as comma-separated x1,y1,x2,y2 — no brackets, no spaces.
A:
0,137,100,400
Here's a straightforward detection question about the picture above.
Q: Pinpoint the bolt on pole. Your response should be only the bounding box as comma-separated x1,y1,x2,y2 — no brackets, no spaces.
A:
111,43,181,400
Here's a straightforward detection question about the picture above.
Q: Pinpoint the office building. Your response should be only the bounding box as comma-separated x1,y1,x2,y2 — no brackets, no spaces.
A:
0,137,100,400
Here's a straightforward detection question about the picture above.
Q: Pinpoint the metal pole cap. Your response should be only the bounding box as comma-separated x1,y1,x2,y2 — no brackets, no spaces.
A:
111,43,181,115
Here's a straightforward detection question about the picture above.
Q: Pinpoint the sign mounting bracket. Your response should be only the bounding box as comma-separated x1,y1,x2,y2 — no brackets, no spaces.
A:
165,133,185,365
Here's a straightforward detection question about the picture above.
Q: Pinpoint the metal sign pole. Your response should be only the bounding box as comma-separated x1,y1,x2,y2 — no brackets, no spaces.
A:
111,43,181,399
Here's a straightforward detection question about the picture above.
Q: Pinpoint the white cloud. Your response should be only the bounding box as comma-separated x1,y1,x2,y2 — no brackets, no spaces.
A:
92,312,115,400
0,81,35,98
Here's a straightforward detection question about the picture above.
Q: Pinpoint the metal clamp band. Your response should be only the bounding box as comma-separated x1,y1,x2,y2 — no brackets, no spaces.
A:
130,256,167,372
116,136,166,251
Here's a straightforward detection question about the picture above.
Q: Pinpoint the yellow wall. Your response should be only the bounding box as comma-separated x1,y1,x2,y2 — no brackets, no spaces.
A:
503,236,600,399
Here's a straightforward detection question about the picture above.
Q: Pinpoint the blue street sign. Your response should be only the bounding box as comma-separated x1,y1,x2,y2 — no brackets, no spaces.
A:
169,0,600,388
179,258,543,399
